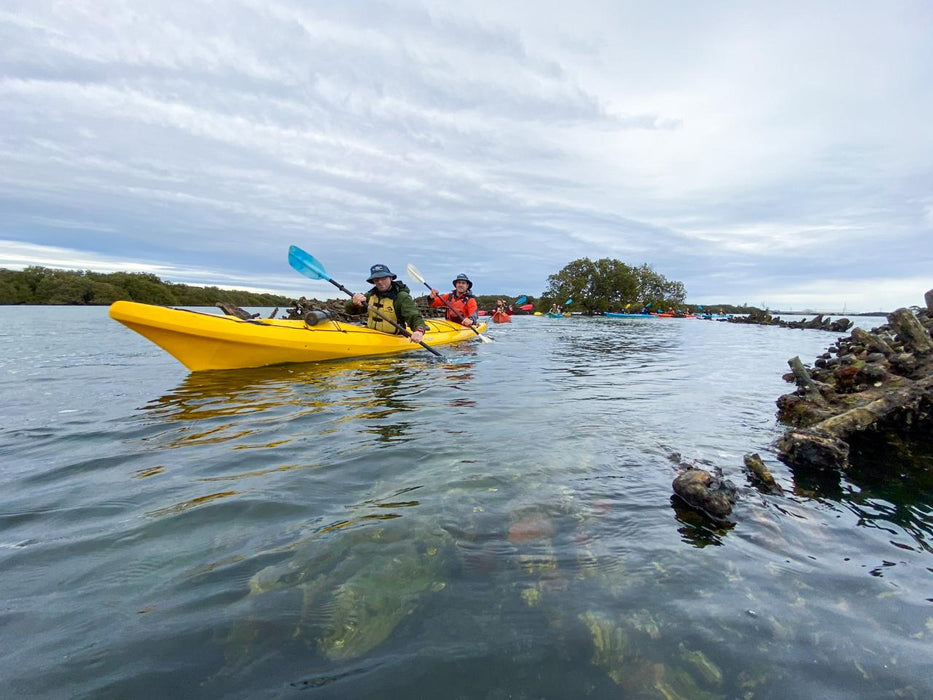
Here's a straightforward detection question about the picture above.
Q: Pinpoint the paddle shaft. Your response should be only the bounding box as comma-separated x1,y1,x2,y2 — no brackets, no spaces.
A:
419,282,485,339
326,277,444,358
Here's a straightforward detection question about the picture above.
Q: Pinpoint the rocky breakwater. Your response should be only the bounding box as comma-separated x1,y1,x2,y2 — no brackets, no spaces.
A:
729,308,854,332
774,289,933,472
670,290,932,523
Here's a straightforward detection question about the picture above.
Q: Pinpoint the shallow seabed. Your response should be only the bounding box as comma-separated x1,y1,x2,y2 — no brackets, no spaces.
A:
0,307,930,699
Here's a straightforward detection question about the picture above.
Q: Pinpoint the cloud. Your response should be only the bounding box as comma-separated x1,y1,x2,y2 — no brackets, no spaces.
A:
1,0,931,312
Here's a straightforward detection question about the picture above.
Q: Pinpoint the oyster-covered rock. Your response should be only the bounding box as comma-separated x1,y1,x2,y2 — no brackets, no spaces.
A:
242,524,451,661
579,610,638,685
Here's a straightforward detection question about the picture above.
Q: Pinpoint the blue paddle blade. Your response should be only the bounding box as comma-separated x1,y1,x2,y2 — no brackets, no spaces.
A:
564,298,572,305
288,245,328,280
514,296,527,305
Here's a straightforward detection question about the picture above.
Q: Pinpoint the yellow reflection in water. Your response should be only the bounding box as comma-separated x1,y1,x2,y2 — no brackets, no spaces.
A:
140,352,479,454
197,464,308,482
145,356,407,422
148,490,238,517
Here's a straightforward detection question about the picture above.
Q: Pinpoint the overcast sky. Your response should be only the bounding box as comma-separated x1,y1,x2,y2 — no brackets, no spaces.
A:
2,1,931,311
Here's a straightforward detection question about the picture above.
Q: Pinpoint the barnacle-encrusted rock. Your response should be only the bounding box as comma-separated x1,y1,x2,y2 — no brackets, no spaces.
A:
729,309,853,332
243,525,450,661
775,290,933,472
776,430,850,471
672,467,737,520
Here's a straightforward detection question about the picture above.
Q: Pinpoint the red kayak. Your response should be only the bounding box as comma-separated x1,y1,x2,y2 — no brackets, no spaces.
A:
491,311,512,324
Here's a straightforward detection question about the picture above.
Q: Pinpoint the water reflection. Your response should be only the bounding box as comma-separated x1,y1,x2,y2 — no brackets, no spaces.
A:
353,364,420,445
139,357,439,449
441,360,476,408
670,498,735,547
787,434,933,553
144,357,407,422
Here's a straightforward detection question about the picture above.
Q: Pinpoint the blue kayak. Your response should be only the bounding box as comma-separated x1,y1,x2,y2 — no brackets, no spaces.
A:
604,312,655,318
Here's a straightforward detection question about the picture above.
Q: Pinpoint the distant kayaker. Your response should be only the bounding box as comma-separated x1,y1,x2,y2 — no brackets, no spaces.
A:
348,264,427,343
549,303,560,314
429,273,478,327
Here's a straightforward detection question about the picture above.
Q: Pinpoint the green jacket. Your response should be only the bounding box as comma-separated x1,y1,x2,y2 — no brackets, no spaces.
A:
345,281,427,333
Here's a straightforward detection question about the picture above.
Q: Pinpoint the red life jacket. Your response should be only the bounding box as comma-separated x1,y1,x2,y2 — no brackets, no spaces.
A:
432,291,477,322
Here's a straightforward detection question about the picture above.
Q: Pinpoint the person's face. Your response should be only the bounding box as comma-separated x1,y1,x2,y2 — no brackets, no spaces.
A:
373,276,393,292
454,280,469,294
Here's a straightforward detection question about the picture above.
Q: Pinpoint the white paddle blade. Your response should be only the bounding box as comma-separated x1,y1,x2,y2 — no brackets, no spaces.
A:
406,263,426,285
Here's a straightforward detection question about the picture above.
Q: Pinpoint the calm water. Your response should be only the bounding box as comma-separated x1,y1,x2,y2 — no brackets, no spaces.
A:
1,307,930,699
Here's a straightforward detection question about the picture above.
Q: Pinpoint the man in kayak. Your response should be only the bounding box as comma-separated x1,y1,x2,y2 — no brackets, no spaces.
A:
429,273,478,326
348,264,427,343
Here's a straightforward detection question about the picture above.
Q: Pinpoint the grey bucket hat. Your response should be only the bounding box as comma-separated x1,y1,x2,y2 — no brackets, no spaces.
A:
452,273,473,290
367,264,397,283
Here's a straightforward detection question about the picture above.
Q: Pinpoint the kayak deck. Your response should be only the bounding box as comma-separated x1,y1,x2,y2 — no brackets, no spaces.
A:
110,301,487,371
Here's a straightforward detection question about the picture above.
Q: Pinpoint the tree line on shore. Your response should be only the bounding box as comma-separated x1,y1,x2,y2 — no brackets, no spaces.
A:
0,267,293,307
1,262,756,315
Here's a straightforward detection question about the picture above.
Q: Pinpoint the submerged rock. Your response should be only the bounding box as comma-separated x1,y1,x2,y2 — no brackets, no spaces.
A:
241,525,451,661
671,467,737,520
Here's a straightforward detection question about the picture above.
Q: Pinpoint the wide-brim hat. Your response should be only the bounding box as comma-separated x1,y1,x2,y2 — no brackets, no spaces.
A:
367,264,397,283
452,273,473,289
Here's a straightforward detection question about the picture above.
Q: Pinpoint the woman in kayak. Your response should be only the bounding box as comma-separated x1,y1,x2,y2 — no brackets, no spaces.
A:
348,264,427,343
429,273,478,327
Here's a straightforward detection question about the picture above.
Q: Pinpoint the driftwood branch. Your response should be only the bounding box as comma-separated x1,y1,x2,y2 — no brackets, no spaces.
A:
888,308,933,354
743,453,783,494
815,374,933,437
788,356,828,405
851,327,894,356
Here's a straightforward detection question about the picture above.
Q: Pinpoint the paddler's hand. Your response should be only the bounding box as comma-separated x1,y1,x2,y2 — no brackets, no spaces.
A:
409,328,425,343
429,288,438,299
461,317,473,327
351,293,366,306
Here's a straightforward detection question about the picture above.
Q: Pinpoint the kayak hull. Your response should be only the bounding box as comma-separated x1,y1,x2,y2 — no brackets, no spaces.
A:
109,301,487,371
491,311,512,323
604,312,655,318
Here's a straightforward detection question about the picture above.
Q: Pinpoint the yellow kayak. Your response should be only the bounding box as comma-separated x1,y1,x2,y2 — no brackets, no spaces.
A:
109,301,487,371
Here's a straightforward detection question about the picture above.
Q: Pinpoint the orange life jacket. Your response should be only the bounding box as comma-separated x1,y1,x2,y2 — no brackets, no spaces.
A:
432,291,477,322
